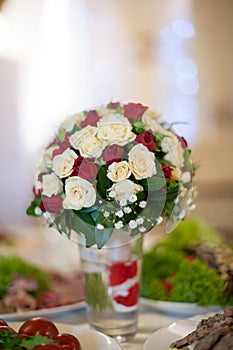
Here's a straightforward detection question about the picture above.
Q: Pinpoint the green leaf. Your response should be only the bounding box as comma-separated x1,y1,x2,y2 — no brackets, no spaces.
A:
90,209,101,223
0,327,53,350
80,206,98,213
54,210,69,235
21,334,53,350
95,227,114,249
70,123,80,134
154,132,166,142
73,210,96,247
141,176,166,191
97,165,113,199
74,210,95,226
26,197,41,216
166,182,180,201
133,121,145,134
57,127,66,141
114,106,123,114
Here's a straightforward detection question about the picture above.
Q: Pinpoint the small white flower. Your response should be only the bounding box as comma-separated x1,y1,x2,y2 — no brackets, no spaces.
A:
109,190,117,198
136,217,144,225
139,226,146,232
123,207,132,214
97,223,104,230
115,221,123,229
178,209,186,220
129,220,137,229
99,200,103,204
129,194,137,203
139,201,147,208
189,204,196,211
34,207,42,216
156,216,163,225
115,210,124,217
181,171,191,183
103,211,110,218
43,212,50,220
120,199,127,206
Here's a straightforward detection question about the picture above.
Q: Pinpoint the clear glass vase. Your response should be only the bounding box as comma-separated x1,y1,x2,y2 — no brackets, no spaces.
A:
78,230,143,342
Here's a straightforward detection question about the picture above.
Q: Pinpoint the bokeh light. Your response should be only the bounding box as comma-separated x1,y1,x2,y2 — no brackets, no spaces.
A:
172,19,195,38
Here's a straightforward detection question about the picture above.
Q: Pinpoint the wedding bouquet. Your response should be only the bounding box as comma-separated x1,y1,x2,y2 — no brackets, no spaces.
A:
27,102,196,248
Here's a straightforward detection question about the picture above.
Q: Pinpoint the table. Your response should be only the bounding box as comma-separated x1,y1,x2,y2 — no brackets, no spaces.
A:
44,302,185,349
2,227,202,349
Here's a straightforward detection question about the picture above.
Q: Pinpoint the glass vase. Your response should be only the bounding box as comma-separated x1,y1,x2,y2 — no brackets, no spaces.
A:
78,231,143,342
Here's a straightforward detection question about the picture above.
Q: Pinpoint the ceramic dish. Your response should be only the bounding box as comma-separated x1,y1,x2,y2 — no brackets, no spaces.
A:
1,301,86,321
140,298,222,316
9,321,122,350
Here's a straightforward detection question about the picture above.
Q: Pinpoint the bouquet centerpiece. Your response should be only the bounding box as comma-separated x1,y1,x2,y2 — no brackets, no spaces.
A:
27,101,196,249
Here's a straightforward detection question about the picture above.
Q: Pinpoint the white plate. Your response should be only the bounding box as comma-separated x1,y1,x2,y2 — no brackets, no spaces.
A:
0,301,86,321
142,312,216,350
140,298,222,316
9,322,122,350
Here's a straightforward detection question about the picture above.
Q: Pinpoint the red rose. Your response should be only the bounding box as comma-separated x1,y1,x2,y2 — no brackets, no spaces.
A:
33,186,41,197
81,110,99,128
40,196,63,213
102,144,124,164
71,155,83,176
38,172,49,182
71,156,98,181
123,102,148,120
162,166,172,180
52,133,71,157
107,101,120,109
135,130,156,151
177,135,188,148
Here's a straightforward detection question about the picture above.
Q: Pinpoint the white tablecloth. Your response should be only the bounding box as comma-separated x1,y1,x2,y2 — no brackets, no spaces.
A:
45,302,187,350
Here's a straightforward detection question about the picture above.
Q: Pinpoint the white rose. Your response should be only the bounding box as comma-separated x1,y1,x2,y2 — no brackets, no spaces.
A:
42,173,63,197
107,161,131,182
108,179,143,202
40,145,58,171
69,125,103,158
128,144,157,180
60,112,85,132
142,109,164,133
63,176,96,210
97,114,136,146
161,132,184,168
53,149,77,178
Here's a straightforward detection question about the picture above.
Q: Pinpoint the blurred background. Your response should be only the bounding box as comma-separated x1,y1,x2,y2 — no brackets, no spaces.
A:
0,0,232,257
